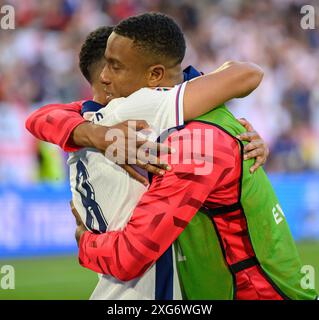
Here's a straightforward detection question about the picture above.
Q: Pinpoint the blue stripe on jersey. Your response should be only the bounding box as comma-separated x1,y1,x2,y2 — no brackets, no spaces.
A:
75,160,108,233
155,245,174,300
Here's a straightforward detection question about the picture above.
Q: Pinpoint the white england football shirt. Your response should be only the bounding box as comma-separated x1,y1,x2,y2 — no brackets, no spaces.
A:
68,83,186,300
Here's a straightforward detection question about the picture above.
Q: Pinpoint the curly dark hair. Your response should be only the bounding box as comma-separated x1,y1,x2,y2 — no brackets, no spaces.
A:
114,12,186,65
79,26,113,83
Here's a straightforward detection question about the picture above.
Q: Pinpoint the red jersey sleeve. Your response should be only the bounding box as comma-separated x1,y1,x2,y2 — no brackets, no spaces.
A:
78,122,238,281
25,101,85,152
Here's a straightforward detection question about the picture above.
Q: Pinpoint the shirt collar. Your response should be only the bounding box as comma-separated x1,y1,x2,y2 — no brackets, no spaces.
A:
81,100,105,115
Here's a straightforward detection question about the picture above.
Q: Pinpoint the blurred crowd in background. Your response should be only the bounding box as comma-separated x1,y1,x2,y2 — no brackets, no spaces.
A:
0,0,318,184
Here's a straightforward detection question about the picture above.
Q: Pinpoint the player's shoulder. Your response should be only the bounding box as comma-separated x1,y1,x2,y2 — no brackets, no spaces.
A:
97,87,163,111
130,84,183,97
98,84,184,110
93,97,126,116
102,86,181,110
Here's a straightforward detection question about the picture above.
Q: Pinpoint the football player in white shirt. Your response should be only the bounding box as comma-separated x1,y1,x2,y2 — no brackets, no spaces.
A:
69,13,265,300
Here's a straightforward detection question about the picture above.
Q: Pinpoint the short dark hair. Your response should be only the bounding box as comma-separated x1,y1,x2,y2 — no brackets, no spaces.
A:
114,13,186,65
79,26,113,83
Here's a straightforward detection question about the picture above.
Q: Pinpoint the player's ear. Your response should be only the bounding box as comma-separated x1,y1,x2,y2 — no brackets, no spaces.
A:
147,64,165,87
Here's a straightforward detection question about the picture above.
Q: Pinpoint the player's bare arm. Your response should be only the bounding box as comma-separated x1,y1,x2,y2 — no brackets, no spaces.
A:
183,61,264,120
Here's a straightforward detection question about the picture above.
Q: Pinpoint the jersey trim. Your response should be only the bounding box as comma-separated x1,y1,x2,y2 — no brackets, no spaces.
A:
155,245,174,300
81,100,105,115
175,83,186,126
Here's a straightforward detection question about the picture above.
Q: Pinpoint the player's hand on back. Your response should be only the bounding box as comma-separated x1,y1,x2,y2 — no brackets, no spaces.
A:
71,120,172,186
236,118,269,174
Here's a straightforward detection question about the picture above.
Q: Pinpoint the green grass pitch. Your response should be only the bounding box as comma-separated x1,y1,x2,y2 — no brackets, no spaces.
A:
0,241,318,300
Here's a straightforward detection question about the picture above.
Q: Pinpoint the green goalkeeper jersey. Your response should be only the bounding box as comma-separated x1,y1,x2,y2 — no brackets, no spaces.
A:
174,105,318,300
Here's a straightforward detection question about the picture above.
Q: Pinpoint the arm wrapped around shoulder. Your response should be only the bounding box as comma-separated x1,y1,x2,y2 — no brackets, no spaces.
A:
183,60,264,120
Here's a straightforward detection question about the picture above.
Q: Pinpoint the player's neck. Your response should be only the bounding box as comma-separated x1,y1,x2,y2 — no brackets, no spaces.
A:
160,64,184,87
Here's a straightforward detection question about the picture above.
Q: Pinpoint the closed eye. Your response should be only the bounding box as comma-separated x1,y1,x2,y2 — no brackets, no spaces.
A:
106,57,123,71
